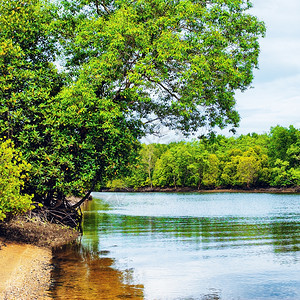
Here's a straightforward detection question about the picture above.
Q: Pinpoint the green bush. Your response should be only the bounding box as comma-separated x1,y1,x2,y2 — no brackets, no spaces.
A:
106,179,127,191
0,139,33,221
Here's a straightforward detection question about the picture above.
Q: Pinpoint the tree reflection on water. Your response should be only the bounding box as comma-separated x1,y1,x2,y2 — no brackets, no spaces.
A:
50,193,300,299
50,243,144,299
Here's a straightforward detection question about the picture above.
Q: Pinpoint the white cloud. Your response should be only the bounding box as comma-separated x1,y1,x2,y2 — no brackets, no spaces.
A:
250,0,300,38
231,0,300,135
235,74,300,135
259,38,300,70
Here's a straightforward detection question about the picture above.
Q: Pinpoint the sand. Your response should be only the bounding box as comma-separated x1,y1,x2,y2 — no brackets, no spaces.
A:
0,239,52,300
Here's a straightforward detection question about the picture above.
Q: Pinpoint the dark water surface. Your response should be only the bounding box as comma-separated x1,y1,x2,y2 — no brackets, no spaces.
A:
50,192,300,299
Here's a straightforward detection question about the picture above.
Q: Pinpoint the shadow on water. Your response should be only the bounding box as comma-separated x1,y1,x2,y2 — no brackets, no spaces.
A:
50,239,222,300
50,243,144,299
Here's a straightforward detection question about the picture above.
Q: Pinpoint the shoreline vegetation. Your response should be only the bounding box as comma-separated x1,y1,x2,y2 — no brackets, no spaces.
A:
104,126,300,192
102,186,300,194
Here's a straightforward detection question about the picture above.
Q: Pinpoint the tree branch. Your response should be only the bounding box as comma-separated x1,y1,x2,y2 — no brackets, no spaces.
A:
100,1,111,14
145,76,181,101
143,117,161,125
72,176,98,209
95,0,100,15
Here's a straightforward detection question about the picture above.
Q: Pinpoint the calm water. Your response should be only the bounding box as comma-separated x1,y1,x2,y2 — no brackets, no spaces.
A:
50,192,300,300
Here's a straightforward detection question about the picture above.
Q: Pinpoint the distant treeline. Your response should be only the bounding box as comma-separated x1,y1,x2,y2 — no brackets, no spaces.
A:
105,125,300,190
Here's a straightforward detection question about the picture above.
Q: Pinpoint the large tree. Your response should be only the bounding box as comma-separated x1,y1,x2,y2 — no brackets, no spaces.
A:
0,0,265,223
59,0,265,134
0,0,65,203
0,0,140,226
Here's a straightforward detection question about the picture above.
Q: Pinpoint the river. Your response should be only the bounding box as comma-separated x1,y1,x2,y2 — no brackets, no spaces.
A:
50,192,300,299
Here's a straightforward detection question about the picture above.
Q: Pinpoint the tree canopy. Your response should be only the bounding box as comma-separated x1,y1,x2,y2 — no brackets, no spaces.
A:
0,0,266,211
109,126,300,190
59,0,265,134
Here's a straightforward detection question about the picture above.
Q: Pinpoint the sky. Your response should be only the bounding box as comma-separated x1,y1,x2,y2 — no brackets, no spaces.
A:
143,0,300,143
234,0,300,136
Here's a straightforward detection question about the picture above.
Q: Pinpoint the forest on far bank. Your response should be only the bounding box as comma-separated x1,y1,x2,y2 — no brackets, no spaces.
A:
105,125,300,190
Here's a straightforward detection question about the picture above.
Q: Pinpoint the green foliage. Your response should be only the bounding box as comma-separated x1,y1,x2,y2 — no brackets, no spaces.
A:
139,144,160,188
124,144,164,188
268,125,300,164
0,0,268,205
268,126,300,187
23,79,141,202
202,154,220,188
153,149,177,187
0,139,33,221
60,0,265,135
220,146,269,188
106,179,127,191
0,0,62,139
0,0,141,204
114,126,299,190
270,159,300,187
0,0,65,203
270,160,292,187
151,142,204,188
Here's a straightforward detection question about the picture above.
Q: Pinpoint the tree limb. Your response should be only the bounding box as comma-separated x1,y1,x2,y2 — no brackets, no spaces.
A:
143,117,161,125
145,76,181,101
100,1,111,14
72,176,98,209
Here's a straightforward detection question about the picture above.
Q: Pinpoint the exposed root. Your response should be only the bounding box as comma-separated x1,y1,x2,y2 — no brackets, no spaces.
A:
32,199,83,231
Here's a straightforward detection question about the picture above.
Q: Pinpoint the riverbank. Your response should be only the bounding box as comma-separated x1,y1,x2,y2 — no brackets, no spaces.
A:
103,186,300,194
0,216,79,299
0,239,52,299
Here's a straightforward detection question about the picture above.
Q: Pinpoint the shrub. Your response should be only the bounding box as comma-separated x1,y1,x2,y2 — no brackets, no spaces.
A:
0,139,33,221
106,179,127,191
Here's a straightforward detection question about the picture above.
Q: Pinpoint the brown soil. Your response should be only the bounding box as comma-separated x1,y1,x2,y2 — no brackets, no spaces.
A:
0,215,80,248
0,216,80,299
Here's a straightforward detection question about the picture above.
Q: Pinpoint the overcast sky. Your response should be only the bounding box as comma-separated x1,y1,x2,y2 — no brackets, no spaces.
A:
143,0,300,143
233,0,300,136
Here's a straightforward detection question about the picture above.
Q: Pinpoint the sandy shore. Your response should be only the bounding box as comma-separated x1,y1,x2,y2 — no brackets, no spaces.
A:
0,239,52,300
0,215,80,300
